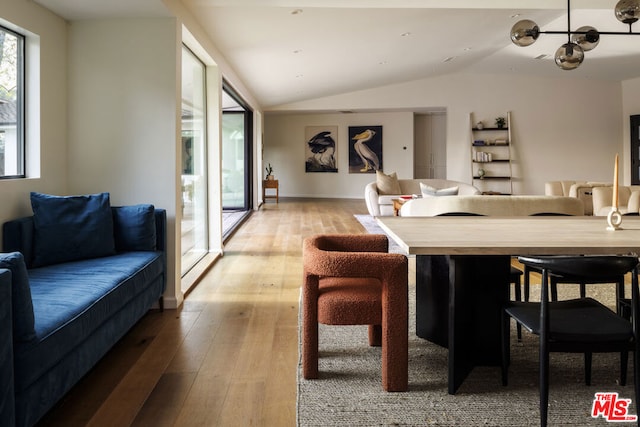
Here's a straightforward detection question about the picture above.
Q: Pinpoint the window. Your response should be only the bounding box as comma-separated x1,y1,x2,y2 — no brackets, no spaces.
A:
181,45,208,275
0,25,24,179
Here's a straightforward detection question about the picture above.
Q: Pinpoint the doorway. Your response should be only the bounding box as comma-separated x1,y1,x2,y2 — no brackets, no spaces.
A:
222,83,253,238
414,112,446,179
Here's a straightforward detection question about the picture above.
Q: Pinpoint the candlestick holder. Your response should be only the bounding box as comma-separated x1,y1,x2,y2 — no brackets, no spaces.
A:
606,207,623,231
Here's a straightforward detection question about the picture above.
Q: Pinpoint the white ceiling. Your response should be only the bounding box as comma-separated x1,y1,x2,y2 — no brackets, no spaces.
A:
34,0,640,109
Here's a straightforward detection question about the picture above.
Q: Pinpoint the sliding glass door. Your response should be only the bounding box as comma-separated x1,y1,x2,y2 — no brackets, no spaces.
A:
181,46,208,275
222,84,252,235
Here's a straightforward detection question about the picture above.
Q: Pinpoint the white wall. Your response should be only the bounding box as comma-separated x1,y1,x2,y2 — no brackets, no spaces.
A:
268,73,623,195
67,19,182,308
265,112,413,198
0,0,68,229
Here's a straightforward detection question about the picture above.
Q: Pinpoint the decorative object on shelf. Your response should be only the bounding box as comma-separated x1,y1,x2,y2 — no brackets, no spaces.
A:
476,121,484,130
478,168,486,179
607,153,623,230
266,162,274,180
495,117,506,129
510,0,640,71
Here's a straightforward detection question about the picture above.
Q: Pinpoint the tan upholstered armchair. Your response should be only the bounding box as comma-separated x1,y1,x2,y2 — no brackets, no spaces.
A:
544,180,611,215
301,234,408,391
592,185,640,216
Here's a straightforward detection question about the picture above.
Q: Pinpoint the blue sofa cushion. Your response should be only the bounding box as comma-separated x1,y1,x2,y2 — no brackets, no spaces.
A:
113,204,156,251
30,192,116,267
13,252,164,392
0,252,35,342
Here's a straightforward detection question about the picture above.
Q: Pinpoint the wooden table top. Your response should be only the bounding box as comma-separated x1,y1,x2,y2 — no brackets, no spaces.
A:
376,216,640,256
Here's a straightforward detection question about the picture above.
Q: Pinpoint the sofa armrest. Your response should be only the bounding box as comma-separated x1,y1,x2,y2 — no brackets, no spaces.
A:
364,182,381,217
592,186,614,216
2,217,34,268
154,209,167,294
0,269,15,426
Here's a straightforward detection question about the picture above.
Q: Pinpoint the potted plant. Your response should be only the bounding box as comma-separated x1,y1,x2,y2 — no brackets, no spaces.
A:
495,117,506,129
265,163,274,180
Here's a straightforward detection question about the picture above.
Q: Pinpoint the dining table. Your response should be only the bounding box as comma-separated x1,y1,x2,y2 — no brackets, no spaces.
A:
376,215,640,394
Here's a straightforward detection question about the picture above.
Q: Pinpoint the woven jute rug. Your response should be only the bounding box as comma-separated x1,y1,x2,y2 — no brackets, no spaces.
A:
297,278,637,426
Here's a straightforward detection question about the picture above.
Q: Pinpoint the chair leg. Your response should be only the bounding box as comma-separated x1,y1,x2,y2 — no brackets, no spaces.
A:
540,340,550,427
620,350,629,386
580,282,586,299
302,293,319,380
512,276,523,341
381,301,408,392
369,324,382,346
584,352,592,386
524,266,531,302
501,310,510,386
550,277,558,302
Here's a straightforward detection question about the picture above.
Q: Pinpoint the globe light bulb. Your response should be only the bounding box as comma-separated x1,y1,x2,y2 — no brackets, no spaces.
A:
615,0,640,24
510,20,540,47
571,26,600,51
554,42,584,70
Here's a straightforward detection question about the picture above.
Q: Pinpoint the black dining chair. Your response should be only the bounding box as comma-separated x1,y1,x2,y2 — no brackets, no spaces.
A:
501,255,640,427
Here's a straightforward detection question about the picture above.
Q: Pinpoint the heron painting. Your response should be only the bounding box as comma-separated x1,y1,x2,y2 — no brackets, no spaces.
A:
305,126,338,172
349,125,383,173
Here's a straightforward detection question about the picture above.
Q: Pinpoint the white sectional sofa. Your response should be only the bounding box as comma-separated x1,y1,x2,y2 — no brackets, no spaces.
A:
399,195,584,217
364,179,480,217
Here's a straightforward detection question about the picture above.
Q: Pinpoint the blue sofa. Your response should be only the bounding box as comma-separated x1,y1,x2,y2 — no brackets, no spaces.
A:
0,193,166,427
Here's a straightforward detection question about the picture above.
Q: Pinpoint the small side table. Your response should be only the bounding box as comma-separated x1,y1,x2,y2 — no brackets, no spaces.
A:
263,179,279,203
392,198,408,216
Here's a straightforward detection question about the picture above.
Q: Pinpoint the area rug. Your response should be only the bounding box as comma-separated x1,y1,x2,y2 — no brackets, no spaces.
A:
354,214,406,255
297,283,635,426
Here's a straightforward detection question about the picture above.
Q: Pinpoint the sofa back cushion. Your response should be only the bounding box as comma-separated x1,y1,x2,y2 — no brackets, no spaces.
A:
112,204,157,251
30,192,116,267
376,171,402,195
0,252,35,342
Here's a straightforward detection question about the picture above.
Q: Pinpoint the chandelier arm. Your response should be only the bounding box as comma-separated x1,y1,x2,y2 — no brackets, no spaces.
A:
538,30,640,36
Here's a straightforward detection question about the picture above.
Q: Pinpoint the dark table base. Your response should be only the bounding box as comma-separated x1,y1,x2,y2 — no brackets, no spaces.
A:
416,255,510,394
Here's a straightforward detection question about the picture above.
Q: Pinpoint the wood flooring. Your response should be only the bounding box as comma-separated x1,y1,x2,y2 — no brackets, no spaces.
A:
37,198,369,427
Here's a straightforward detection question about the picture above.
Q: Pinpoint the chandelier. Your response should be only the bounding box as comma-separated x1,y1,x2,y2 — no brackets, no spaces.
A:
510,0,640,70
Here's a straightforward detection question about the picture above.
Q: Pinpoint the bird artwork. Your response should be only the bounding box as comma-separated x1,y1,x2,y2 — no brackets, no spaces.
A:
351,128,380,172
305,130,337,172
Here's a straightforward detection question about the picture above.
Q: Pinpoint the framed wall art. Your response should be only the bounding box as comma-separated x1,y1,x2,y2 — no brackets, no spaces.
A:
305,126,338,173
348,125,382,174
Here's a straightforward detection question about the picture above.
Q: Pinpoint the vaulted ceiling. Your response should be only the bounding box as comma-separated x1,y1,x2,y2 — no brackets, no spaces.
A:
35,0,640,108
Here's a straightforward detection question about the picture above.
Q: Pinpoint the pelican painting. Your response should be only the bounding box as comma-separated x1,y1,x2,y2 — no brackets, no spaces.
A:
349,126,383,174
305,126,338,172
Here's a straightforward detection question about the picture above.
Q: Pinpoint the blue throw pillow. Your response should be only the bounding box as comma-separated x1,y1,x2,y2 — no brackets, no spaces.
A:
0,252,35,342
112,204,156,251
30,192,116,267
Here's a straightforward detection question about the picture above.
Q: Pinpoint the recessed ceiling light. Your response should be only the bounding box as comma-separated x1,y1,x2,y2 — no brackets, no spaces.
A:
379,60,388,65
291,9,303,15
293,49,302,54
295,74,304,78
463,47,472,51
535,54,549,60
443,56,455,63
510,13,521,19
401,32,411,37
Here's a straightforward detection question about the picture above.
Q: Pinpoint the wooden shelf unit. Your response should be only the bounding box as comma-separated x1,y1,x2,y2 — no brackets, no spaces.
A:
470,111,513,195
